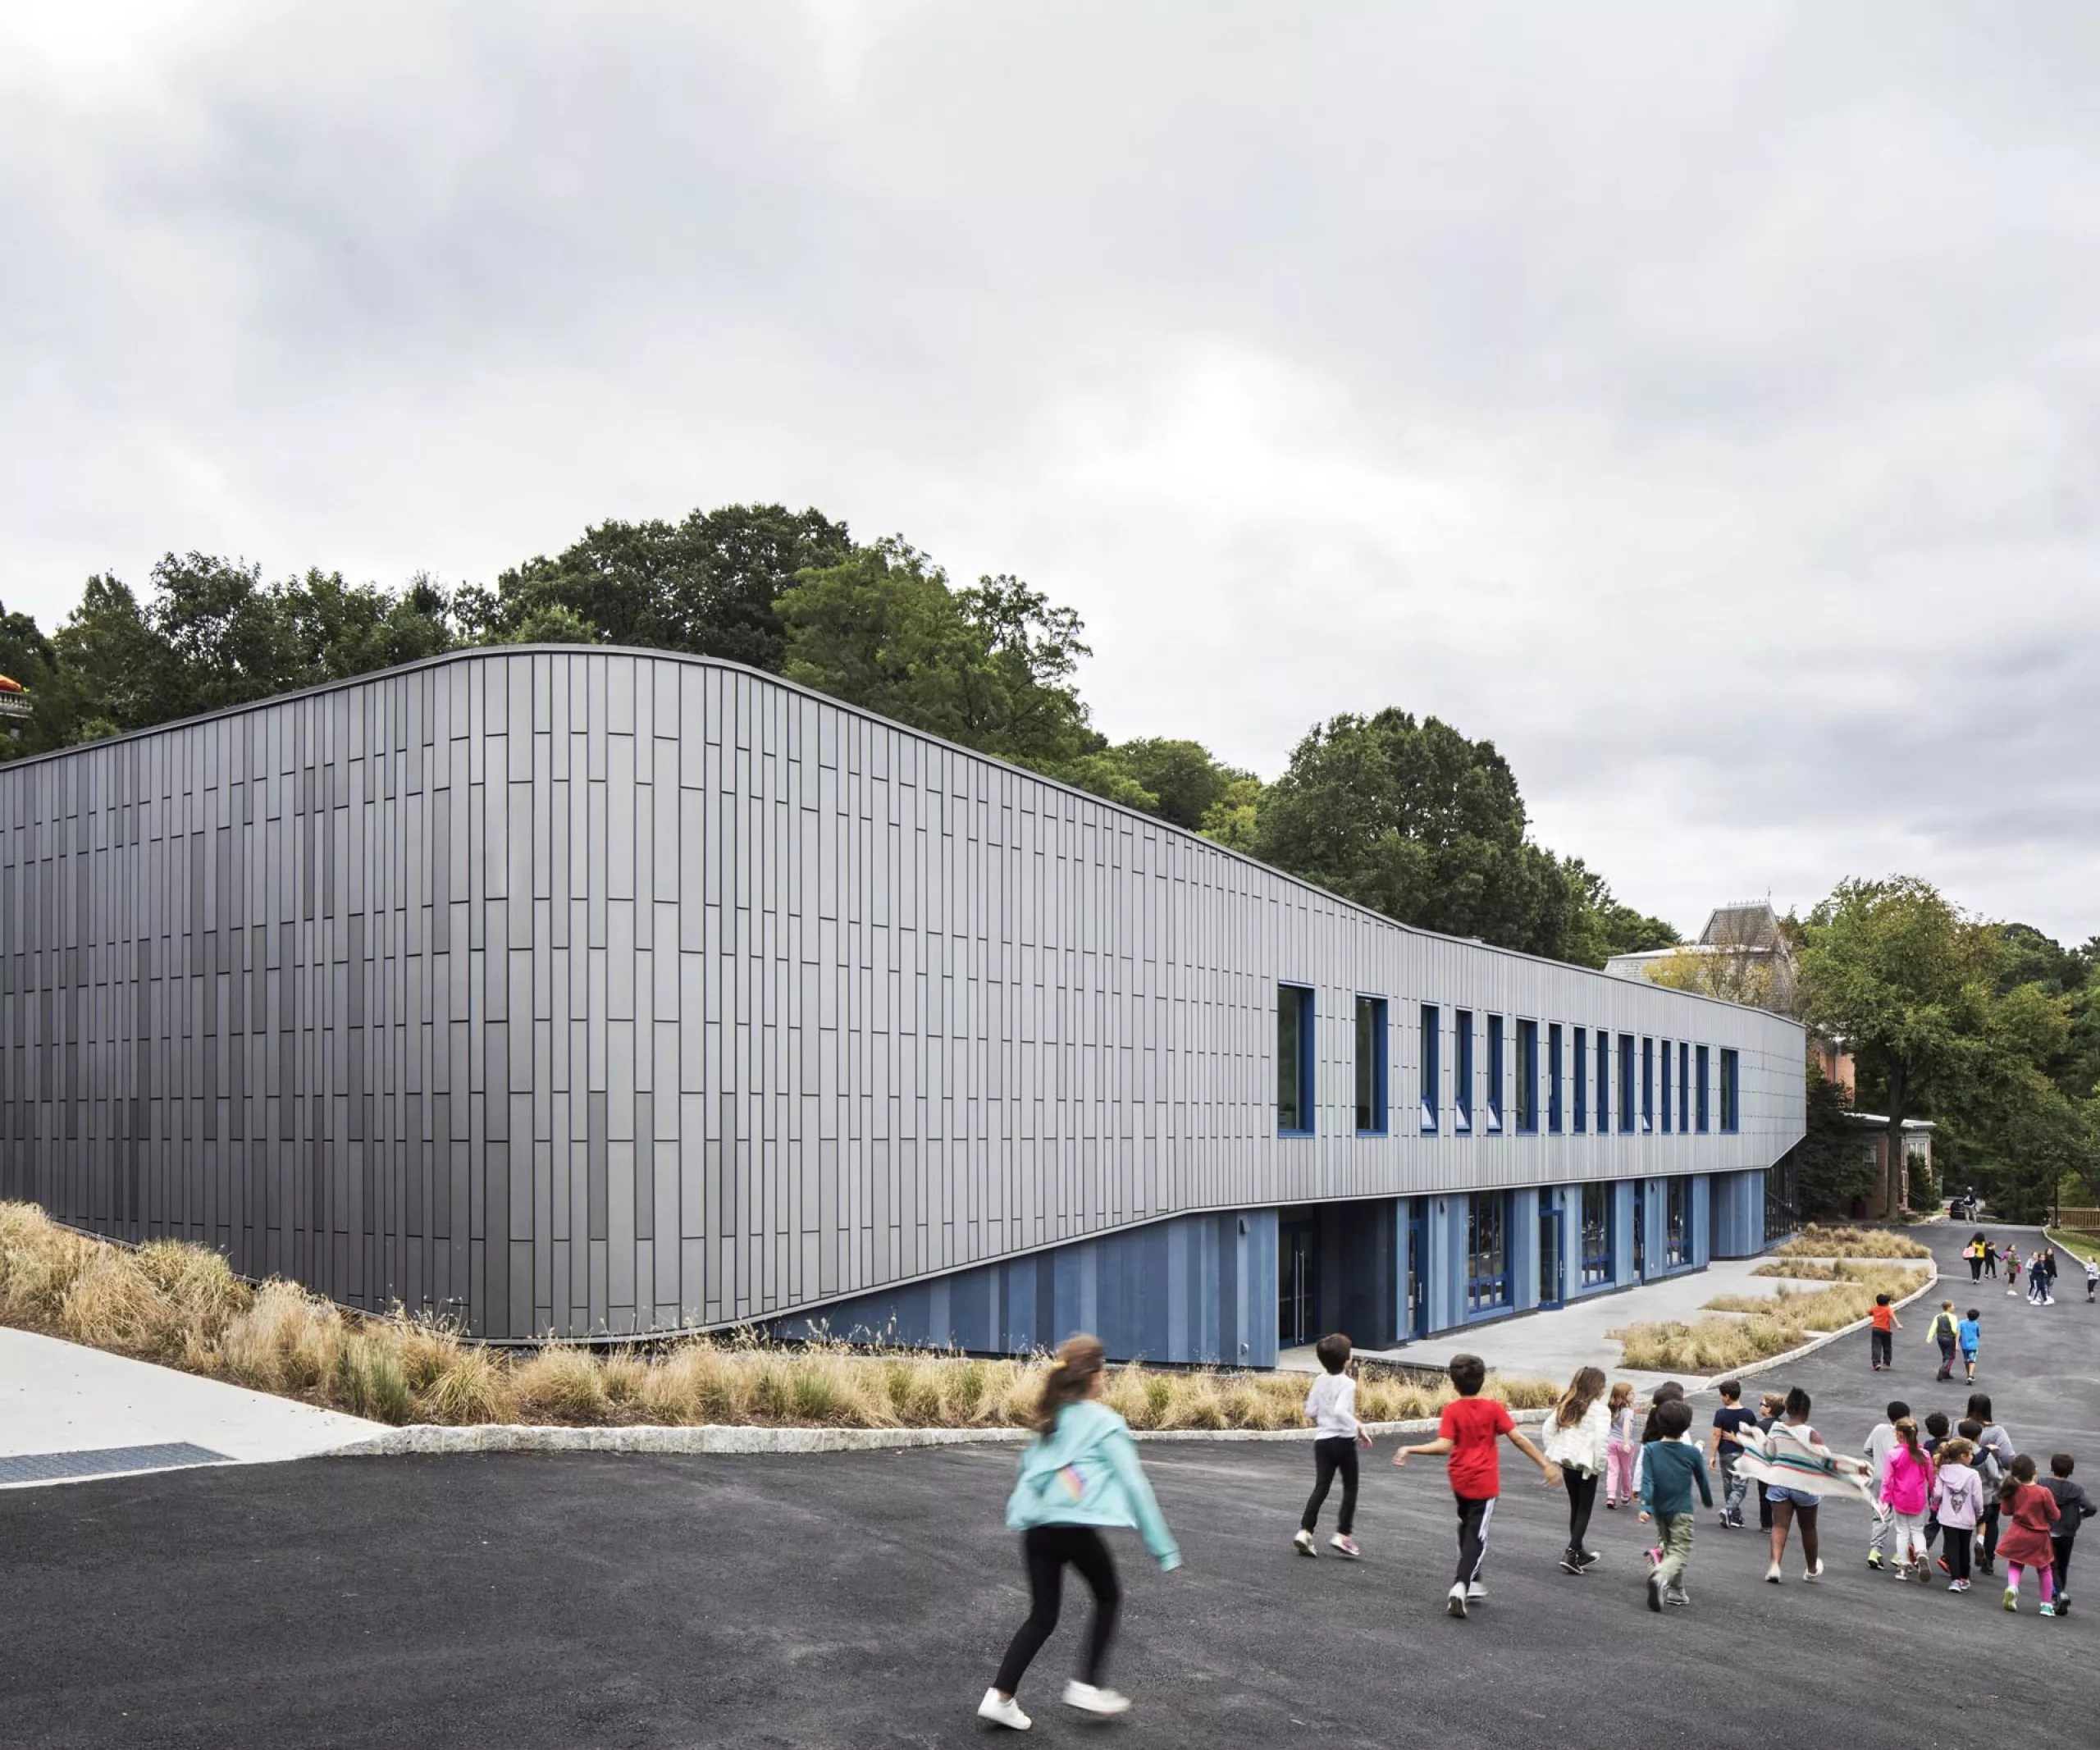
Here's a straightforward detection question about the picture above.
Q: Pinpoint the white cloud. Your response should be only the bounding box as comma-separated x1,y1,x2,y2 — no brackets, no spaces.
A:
2,2,2096,939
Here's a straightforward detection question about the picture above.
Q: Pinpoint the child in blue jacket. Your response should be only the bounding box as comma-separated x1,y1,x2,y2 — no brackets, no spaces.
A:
980,1335,1180,1731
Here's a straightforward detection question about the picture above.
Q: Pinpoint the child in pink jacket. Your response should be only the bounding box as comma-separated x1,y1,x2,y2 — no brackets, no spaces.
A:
1881,1417,1935,1580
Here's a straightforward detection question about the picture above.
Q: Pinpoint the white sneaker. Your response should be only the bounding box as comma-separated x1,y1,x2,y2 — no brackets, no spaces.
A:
1293,1529,1317,1557
1063,1682,1131,1716
1330,1534,1361,1558
1466,1582,1487,1602
1764,1561,1783,1583
979,1689,1031,1730
1446,1582,1469,1618
1803,1560,1824,1583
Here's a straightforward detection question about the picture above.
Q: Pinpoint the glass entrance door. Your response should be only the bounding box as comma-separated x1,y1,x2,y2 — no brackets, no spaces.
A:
1538,1194,1564,1309
1403,1200,1427,1340
1279,1217,1318,1349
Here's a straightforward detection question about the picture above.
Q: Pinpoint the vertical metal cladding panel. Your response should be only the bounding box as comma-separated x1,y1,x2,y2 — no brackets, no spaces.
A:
0,647,1807,1341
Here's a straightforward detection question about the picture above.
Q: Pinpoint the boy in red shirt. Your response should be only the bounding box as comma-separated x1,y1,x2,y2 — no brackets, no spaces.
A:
1394,1352,1558,1617
1869,1294,1901,1370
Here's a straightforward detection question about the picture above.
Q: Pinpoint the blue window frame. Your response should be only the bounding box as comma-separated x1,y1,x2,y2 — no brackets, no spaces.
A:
1486,1015,1505,1133
1660,1038,1672,1132
1580,1182,1613,1286
1547,1023,1563,1133
1355,996,1389,1134
1455,1010,1474,1135
1467,1190,1510,1314
1678,1042,1691,1133
1720,1047,1740,1132
1277,984,1314,1135
1665,1177,1691,1267
1596,1030,1611,1134
1573,1027,1587,1132
1696,1044,1710,1132
1516,1019,1539,1133
1419,1004,1440,1133
1641,1037,1655,1134
1618,1034,1637,1134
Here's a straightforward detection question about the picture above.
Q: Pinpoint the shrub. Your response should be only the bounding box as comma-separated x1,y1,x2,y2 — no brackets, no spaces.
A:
1773,1226,1930,1259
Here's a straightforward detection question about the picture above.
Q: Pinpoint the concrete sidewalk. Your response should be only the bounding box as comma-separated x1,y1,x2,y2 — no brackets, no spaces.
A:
1283,1250,1939,1394
0,1327,380,1488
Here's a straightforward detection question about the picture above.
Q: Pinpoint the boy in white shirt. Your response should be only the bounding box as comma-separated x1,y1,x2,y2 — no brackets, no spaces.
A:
1295,1332,1374,1558
1863,1399,1908,1570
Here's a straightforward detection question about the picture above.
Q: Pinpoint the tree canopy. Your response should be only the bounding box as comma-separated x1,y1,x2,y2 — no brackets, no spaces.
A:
6,500,1685,973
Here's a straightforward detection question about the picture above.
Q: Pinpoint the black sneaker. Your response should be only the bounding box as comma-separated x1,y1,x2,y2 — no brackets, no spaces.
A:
1559,1553,1584,1575
1576,1549,1602,1569
1647,1571,1665,1613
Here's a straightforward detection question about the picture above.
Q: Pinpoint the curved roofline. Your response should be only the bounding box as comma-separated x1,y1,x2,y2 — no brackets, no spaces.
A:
0,642,1799,1026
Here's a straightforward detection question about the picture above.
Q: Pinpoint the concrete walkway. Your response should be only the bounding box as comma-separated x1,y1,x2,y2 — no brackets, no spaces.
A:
1282,1248,1938,1394
0,1327,381,1488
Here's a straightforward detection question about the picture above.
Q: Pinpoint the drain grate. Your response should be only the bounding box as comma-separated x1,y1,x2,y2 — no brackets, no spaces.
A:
0,1442,232,1484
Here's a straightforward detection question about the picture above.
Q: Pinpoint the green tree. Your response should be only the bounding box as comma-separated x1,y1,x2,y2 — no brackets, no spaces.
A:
1800,876,2067,1215
1249,708,1582,957
776,540,1102,774
1559,857,1682,971
1104,738,1252,832
281,569,455,680
1199,774,1263,852
1788,1066,1879,1216
472,504,850,665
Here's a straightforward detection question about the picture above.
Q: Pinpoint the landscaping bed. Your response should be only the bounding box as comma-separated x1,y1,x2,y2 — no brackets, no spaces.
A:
0,1202,1556,1431
1609,1261,1933,1373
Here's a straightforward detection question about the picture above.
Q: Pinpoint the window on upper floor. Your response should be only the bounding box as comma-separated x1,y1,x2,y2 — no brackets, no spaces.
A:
1278,985,1314,1135
1547,1023,1563,1134
1419,1004,1440,1133
1486,1015,1505,1134
1719,1048,1740,1133
1355,996,1389,1135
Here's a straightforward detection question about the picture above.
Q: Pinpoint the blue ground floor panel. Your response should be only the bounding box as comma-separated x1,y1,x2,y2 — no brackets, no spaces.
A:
772,1169,1765,1366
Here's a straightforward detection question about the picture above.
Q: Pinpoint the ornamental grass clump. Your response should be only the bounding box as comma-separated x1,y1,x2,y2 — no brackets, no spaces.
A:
1774,1226,1930,1259
0,1199,1565,1432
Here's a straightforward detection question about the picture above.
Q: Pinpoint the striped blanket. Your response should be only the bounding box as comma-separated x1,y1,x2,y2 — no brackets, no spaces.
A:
1730,1421,1879,1511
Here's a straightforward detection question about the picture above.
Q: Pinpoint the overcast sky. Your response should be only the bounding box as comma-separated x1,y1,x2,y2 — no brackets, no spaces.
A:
5,2,2096,942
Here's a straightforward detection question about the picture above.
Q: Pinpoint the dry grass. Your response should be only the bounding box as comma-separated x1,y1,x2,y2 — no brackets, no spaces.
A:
1618,1261,1930,1372
0,1201,1557,1431
1611,1314,1806,1373
1772,1226,1931,1259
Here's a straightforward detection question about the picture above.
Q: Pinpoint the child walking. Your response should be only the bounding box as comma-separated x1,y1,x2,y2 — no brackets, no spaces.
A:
1879,1418,1934,1582
980,1335,1180,1731
1863,1400,1909,1571
1641,1398,1712,1610
1956,1308,1982,1383
1933,1438,1985,1592
1540,1365,1610,1574
1928,1300,1961,1382
2043,1454,2096,1615
1295,1332,1372,1559
1707,1378,1755,1529
1869,1294,1901,1370
1604,1381,1639,1510
1393,1352,1557,1619
1995,1455,2062,1615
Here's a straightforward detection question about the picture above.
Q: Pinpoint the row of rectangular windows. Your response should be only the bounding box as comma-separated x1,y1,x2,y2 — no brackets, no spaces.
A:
1466,1180,1692,1314
1278,987,1741,1139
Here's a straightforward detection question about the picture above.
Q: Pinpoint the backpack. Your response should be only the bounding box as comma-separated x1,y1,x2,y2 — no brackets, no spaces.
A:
1931,1309,1957,1340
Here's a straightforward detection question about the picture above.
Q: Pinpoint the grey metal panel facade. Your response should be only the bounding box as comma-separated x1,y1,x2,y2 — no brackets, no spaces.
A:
0,647,1806,1340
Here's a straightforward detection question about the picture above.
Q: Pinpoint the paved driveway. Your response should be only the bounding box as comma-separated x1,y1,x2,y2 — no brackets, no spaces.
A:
4,1222,2093,1748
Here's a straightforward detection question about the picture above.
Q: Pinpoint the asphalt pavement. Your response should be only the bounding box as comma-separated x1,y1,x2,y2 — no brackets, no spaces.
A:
5,1222,2096,1749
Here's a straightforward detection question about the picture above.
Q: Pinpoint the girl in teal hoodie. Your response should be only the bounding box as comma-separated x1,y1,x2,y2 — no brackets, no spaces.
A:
979,1334,1182,1732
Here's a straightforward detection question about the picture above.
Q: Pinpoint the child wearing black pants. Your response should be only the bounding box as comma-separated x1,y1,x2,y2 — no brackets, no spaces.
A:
2044,1452,2097,1614
1296,1332,1372,1559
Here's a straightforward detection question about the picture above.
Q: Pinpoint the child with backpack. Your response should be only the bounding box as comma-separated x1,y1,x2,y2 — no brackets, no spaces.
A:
1928,1300,1960,1382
